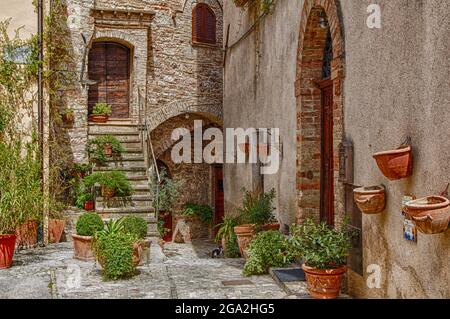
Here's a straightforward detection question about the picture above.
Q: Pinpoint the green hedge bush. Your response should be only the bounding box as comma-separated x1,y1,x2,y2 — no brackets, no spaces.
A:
121,215,147,239
76,212,104,236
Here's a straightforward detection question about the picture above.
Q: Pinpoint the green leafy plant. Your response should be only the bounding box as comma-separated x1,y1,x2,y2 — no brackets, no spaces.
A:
0,106,8,133
290,217,357,269
224,233,241,258
243,230,300,276
84,170,132,197
182,203,213,224
150,168,183,214
93,224,136,281
237,188,277,228
87,135,124,164
75,192,94,209
75,212,104,237
121,215,147,240
73,163,91,174
157,219,171,239
92,103,112,116
215,216,240,242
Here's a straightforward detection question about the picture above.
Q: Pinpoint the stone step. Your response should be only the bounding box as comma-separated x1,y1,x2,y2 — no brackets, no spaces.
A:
88,132,141,142
92,166,147,179
102,153,144,161
129,177,150,188
95,195,153,209
99,160,146,170
96,206,155,215
88,122,140,134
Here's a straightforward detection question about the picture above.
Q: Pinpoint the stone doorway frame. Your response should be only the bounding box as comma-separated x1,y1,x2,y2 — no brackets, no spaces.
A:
295,0,345,225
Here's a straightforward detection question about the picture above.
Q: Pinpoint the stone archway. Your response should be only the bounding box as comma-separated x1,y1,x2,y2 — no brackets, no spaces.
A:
295,0,345,225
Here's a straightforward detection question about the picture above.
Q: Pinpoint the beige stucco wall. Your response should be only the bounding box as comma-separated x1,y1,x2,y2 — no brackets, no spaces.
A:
0,0,36,38
223,0,449,298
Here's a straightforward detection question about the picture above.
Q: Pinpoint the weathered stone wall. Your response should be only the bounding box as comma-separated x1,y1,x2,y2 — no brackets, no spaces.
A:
223,0,450,298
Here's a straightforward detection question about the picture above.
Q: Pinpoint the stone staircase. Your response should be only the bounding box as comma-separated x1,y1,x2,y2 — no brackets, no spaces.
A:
88,121,158,236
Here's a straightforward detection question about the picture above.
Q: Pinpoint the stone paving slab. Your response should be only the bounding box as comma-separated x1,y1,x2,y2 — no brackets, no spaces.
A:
0,239,300,299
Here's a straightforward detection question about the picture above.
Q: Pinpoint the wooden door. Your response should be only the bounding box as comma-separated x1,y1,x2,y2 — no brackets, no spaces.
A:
213,166,224,236
320,81,334,226
88,42,130,118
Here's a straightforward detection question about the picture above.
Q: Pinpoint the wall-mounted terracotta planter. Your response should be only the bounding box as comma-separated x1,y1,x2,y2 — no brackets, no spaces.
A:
72,234,95,261
373,145,413,180
15,220,38,249
405,196,450,234
0,234,16,269
48,219,65,244
302,264,347,299
89,114,108,123
101,186,115,198
234,224,254,259
353,185,386,214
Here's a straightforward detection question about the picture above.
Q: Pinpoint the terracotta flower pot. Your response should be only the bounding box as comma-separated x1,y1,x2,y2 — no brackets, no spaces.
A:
103,144,113,157
373,145,413,180
101,186,115,198
0,234,16,269
84,200,95,211
72,234,95,261
405,196,450,234
233,224,255,259
48,219,65,244
89,114,108,123
15,220,38,249
302,264,347,299
353,185,386,214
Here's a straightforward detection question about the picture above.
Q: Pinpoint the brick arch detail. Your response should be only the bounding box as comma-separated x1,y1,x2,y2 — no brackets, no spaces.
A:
295,0,345,225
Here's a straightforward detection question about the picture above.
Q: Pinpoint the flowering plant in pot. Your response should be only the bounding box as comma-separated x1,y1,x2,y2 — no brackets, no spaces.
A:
89,103,112,123
290,217,357,299
72,212,104,261
234,188,278,258
87,135,124,164
84,170,132,199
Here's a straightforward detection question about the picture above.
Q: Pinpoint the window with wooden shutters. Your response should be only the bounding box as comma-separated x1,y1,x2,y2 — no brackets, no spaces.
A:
88,42,130,118
192,4,216,45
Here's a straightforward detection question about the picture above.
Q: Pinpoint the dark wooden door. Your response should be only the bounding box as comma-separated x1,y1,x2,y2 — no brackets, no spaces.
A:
88,42,130,118
213,166,224,236
320,81,334,226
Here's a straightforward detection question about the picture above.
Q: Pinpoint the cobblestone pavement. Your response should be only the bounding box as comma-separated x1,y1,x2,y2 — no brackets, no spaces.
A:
0,239,305,299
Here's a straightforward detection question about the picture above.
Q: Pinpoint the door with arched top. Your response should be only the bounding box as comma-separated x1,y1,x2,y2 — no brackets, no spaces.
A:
88,41,130,118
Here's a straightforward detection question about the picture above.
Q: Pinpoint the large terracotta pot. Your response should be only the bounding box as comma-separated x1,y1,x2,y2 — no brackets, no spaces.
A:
0,234,16,269
72,234,95,261
353,185,386,214
48,219,65,244
15,220,38,249
405,196,450,234
373,145,413,180
302,264,347,299
89,114,108,123
103,144,113,157
101,186,115,198
233,224,255,259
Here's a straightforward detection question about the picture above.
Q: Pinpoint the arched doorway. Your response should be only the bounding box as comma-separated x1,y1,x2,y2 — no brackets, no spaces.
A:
88,41,131,118
295,1,345,226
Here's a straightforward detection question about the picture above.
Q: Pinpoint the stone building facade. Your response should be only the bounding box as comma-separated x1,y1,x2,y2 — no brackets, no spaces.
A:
223,0,449,298
56,0,224,235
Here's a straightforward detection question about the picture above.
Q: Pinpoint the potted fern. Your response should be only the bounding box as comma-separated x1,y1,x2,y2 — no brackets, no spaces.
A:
89,103,112,123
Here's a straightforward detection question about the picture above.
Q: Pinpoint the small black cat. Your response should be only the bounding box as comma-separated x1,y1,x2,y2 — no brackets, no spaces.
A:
211,246,224,258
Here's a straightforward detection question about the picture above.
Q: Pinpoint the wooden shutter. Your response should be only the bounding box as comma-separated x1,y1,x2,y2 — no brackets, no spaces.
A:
88,42,130,118
192,4,216,45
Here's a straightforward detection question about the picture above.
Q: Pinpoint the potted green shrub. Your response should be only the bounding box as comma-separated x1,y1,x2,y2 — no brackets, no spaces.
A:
61,107,75,124
87,135,124,164
90,103,112,123
84,170,132,199
72,212,104,261
243,230,300,276
215,216,240,257
290,218,356,299
234,188,278,258
121,215,151,265
93,219,138,280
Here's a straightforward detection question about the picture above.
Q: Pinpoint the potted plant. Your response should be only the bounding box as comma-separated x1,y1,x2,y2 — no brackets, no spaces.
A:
89,103,112,123
76,192,95,211
353,185,386,214
72,163,91,179
234,188,278,258
215,216,240,257
93,219,138,280
72,212,104,261
61,107,75,124
0,141,44,266
290,218,356,299
48,211,66,244
121,215,151,266
405,196,450,234
84,170,132,199
87,135,124,164
373,138,413,180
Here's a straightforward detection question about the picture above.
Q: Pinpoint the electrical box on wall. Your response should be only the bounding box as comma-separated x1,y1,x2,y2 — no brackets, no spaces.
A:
339,139,354,184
